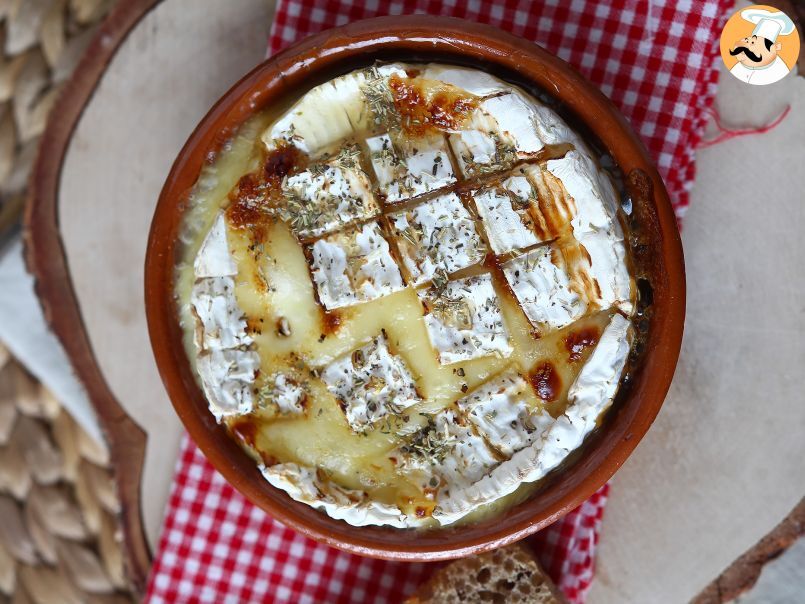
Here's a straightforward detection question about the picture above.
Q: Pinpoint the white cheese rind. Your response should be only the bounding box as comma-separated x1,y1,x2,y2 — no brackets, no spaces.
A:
263,72,368,154
258,373,307,416
418,274,512,364
482,93,544,155
449,117,512,177
502,246,585,330
456,370,543,457
190,277,251,351
309,222,405,310
320,333,421,432
262,64,408,154
529,103,584,148
449,93,546,176
433,313,632,524
261,463,421,528
420,65,510,96
196,348,260,420
366,133,455,202
282,162,379,238
398,410,499,492
473,179,540,254
191,213,258,420
194,213,238,278
389,192,486,285
546,150,632,312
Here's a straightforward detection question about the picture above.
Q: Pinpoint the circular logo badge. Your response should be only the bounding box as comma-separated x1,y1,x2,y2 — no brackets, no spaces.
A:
720,4,800,85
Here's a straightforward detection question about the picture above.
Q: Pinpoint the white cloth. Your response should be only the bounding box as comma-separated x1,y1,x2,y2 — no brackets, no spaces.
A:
730,56,790,85
0,234,102,442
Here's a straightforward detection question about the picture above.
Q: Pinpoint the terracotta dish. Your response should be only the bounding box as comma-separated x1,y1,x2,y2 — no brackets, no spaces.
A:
145,16,684,560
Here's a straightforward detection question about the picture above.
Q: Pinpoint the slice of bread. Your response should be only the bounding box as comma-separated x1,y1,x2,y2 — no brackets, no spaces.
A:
405,543,568,604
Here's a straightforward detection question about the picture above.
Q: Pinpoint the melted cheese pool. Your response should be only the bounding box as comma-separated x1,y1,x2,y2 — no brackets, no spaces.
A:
175,63,635,528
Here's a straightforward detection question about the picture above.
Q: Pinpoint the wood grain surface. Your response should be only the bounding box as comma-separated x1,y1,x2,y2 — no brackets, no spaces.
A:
24,0,165,595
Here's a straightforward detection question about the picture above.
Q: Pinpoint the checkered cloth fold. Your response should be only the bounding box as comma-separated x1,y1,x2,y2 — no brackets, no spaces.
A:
147,1,731,602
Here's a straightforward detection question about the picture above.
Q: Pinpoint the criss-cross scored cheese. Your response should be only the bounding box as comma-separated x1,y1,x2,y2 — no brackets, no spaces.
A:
320,333,421,433
309,222,405,309
418,273,512,365
388,192,486,285
183,62,637,529
433,313,633,524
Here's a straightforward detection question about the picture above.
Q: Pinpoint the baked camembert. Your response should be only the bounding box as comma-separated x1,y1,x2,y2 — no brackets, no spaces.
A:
176,63,635,528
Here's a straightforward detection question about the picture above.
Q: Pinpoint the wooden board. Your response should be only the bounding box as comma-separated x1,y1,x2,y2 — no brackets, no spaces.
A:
23,0,804,599
24,0,273,594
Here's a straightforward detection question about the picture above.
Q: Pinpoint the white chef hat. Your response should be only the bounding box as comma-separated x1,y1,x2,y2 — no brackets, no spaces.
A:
741,8,796,43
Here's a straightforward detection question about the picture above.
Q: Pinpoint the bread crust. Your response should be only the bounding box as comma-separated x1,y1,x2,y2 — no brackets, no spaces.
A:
405,543,568,603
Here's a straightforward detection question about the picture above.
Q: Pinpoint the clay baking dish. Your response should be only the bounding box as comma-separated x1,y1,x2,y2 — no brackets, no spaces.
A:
145,16,685,560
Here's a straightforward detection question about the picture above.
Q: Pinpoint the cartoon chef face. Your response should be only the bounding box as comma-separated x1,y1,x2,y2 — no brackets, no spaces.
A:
730,34,781,68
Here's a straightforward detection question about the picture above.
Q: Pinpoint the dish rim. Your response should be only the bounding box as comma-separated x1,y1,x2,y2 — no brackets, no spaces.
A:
144,15,685,561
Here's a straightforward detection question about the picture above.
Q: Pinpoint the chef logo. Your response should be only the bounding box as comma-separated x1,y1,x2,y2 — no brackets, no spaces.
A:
720,5,800,85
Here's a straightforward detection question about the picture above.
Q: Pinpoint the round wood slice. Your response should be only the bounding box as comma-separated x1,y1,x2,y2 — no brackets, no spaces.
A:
22,0,804,599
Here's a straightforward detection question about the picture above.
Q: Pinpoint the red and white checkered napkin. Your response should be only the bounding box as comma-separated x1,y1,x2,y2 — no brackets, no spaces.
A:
148,437,608,603
147,1,730,602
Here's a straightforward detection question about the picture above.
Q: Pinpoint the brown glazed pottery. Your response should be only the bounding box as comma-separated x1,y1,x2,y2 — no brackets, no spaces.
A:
145,16,685,561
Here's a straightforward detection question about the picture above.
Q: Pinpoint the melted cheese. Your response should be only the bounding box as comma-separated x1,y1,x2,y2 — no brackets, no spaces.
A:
177,63,636,529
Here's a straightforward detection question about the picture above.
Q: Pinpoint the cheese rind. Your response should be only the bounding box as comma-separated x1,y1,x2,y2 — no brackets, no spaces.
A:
449,93,546,176
191,213,258,420
258,373,307,416
420,65,510,96
457,370,543,457
261,462,421,528
418,274,512,364
502,246,585,330
433,313,632,524
366,133,455,202
282,162,379,238
546,150,632,311
320,333,421,433
473,180,540,254
196,348,260,420
190,276,250,351
398,410,499,492
309,222,405,309
388,192,486,285
194,213,238,278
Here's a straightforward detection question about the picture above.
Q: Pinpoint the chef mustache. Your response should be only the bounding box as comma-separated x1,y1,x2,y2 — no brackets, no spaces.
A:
730,45,763,63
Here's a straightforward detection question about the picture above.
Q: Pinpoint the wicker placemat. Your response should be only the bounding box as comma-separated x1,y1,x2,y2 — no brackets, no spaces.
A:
0,342,134,602
0,0,112,238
